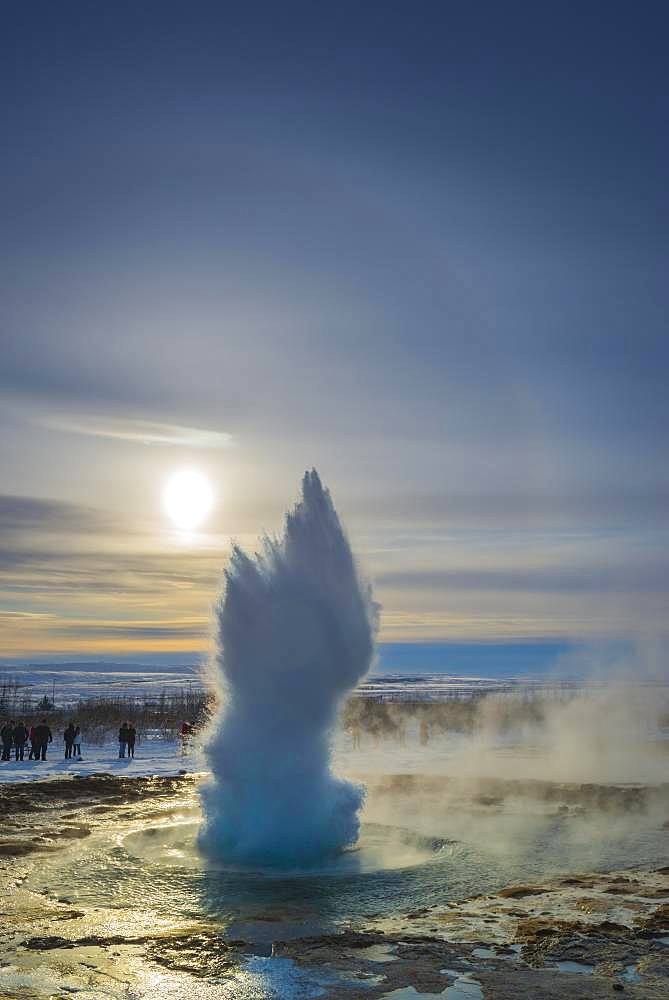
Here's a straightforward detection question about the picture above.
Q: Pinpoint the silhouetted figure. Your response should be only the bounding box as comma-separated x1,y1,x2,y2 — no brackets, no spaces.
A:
127,725,136,758
33,719,53,761
28,724,37,759
1,721,14,761
13,722,28,761
180,721,192,755
64,722,76,759
119,722,130,758
73,725,82,758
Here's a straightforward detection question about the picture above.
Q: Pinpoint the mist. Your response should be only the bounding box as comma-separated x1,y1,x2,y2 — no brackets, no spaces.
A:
336,653,668,868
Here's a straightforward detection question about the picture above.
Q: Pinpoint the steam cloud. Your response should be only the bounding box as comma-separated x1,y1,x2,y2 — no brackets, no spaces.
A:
199,470,378,865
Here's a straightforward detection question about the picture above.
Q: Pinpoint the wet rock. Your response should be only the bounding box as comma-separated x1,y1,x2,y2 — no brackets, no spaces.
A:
147,931,247,978
576,897,616,914
514,916,589,943
498,885,553,899
635,903,669,936
24,935,74,951
275,930,387,961
560,876,598,888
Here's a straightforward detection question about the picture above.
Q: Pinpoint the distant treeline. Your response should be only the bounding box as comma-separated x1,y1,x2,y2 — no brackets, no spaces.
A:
2,673,668,745
343,689,548,739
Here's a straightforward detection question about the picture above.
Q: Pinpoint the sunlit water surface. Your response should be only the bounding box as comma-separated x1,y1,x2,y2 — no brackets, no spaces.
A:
27,796,667,942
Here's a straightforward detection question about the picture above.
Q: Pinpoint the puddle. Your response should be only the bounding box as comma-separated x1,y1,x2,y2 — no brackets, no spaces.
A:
444,974,484,999
379,989,446,1000
471,947,495,959
355,943,400,962
620,964,642,983
380,973,483,1000
553,960,594,974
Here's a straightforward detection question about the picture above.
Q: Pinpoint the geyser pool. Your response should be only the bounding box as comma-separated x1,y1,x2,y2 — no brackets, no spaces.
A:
125,821,449,877
199,470,378,866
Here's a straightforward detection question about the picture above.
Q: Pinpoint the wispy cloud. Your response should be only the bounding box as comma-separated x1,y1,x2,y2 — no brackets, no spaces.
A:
377,562,669,595
0,493,118,540
47,617,209,640
40,414,233,449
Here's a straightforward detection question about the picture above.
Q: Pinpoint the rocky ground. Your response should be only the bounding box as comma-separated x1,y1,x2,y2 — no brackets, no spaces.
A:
274,867,669,998
0,775,667,999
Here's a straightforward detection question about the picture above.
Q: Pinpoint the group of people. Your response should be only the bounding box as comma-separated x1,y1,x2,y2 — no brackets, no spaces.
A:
118,722,137,758
1,719,56,761
1,719,140,763
63,722,83,759
0,717,154,765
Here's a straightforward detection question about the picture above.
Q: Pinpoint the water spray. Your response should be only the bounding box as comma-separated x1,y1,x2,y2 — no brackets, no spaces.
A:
199,470,378,865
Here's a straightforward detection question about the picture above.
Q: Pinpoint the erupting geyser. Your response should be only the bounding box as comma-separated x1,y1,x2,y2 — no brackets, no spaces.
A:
199,470,378,866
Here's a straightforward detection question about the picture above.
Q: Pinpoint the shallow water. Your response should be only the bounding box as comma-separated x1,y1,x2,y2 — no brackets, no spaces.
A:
26,789,667,942
3,765,668,1000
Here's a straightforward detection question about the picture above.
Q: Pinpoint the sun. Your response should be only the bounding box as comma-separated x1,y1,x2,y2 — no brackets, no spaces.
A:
163,468,214,531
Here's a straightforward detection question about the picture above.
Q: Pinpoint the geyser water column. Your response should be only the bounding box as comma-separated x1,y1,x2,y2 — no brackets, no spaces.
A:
199,470,378,866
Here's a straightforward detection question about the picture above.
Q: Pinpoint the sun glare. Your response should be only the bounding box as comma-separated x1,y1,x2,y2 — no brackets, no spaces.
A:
163,468,214,531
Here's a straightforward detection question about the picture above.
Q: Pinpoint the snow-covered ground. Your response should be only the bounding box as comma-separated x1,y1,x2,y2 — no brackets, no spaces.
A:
0,737,205,783
0,661,569,707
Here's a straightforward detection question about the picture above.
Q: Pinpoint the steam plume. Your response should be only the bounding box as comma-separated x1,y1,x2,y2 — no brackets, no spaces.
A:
199,470,378,865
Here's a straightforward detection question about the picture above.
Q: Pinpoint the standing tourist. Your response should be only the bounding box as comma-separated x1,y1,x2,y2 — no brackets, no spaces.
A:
73,725,82,759
13,721,28,761
64,722,76,759
33,719,53,761
127,724,137,758
1,721,14,761
118,722,130,758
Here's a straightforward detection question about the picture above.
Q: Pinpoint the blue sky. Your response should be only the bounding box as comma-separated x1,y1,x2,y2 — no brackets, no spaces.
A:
1,2,667,659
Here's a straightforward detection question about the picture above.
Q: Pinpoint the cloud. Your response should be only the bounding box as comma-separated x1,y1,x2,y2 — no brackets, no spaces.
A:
0,541,222,597
0,493,223,598
0,610,57,624
353,490,669,529
0,495,115,536
39,414,233,448
47,618,208,640
377,563,669,595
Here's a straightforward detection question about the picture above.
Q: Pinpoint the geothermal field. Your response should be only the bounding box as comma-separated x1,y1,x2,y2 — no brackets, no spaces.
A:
1,475,667,999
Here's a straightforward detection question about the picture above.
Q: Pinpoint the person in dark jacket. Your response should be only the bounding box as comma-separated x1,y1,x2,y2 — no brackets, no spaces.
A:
127,724,137,758
119,722,130,758
64,722,76,759
33,719,53,761
13,722,28,761
28,724,37,760
1,721,15,761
